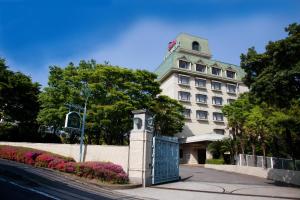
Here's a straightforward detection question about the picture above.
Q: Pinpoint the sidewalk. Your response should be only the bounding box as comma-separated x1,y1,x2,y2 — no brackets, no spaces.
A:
117,181,300,200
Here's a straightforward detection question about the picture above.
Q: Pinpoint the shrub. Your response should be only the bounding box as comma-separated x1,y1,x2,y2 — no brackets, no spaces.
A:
24,152,42,165
205,159,225,165
35,153,55,167
48,158,66,169
0,145,128,184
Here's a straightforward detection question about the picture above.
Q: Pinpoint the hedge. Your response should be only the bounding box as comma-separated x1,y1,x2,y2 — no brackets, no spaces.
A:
0,145,128,184
205,158,225,165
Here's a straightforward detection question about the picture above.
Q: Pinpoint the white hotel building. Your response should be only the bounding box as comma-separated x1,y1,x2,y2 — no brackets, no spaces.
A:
154,33,248,164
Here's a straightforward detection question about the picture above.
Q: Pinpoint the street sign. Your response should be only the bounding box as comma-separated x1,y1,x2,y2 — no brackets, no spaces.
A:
64,111,81,129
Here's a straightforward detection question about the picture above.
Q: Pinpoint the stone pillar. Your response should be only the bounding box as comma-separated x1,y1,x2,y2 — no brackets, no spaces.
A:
128,110,153,187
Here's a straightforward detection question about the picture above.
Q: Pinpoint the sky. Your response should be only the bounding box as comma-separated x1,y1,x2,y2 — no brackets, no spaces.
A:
0,0,299,87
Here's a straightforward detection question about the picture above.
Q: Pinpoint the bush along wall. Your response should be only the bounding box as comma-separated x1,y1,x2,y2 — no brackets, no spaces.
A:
205,159,225,165
0,145,128,184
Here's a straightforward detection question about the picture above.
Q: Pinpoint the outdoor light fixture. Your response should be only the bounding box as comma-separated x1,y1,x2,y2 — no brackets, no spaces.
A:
133,117,142,130
146,115,155,132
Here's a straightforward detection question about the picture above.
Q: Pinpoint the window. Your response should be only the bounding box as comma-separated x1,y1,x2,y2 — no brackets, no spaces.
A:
211,81,222,91
195,78,206,88
227,84,236,94
192,41,199,51
196,110,208,120
212,67,221,76
183,109,191,119
214,129,225,135
226,70,236,79
227,99,235,104
213,112,224,121
196,64,206,72
179,60,190,69
212,97,223,106
196,94,207,104
178,75,190,85
178,91,190,101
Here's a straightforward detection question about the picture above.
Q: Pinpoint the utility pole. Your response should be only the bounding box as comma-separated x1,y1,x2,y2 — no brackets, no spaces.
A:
79,82,91,162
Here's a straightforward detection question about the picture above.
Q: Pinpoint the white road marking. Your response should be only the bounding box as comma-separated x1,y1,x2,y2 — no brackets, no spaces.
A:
0,177,61,200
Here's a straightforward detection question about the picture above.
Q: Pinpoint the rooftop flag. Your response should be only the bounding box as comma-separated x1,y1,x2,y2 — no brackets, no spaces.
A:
168,40,177,51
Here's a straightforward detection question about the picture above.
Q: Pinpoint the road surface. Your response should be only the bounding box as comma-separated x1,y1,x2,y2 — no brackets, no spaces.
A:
0,159,146,200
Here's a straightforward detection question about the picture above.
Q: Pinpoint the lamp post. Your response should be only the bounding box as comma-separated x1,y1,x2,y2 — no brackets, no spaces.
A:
79,82,91,162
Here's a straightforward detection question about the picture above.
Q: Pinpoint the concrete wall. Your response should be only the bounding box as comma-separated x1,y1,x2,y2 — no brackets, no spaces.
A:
204,164,300,186
0,142,129,172
268,168,300,186
204,164,268,178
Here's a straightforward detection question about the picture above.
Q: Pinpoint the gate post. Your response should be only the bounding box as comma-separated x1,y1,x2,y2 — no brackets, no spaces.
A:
128,110,153,187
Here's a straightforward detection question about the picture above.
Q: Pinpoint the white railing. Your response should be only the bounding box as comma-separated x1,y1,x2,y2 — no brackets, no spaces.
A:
236,154,300,171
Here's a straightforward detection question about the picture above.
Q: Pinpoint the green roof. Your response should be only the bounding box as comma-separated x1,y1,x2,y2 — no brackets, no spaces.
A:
155,33,245,82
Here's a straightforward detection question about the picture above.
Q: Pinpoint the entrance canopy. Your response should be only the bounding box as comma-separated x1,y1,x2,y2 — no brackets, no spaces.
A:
179,133,227,144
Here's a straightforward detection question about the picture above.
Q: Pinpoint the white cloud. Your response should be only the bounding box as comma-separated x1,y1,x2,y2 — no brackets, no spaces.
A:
90,15,291,71
2,15,294,87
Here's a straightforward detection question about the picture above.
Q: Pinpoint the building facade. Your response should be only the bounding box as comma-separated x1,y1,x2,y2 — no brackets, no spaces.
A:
154,33,248,164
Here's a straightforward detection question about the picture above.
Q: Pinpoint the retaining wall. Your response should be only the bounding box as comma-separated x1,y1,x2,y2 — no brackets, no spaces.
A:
0,142,129,172
204,164,300,186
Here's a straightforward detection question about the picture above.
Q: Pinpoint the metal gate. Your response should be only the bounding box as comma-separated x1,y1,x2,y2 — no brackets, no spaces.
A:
152,135,179,185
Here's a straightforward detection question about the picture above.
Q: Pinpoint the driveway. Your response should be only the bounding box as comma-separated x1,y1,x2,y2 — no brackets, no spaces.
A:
118,165,300,200
179,165,275,185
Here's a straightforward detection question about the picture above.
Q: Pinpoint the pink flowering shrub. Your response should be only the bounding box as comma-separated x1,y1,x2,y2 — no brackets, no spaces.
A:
0,145,128,184
48,158,66,169
35,153,55,167
25,152,42,165
0,146,17,160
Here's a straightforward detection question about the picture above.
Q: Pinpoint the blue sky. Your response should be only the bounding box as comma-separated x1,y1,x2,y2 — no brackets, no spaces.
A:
0,0,299,87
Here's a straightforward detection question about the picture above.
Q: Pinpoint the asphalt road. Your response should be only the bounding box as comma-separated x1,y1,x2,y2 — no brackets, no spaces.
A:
179,165,275,185
0,159,144,200
0,177,53,200
119,165,300,200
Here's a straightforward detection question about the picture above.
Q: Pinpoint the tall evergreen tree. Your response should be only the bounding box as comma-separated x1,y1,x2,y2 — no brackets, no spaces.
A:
0,58,40,141
38,60,185,144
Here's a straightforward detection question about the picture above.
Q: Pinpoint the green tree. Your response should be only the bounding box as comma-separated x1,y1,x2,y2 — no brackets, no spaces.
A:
222,93,253,157
268,101,300,168
240,23,300,108
0,58,40,141
149,95,185,136
243,105,271,167
208,138,235,164
240,23,300,163
38,60,185,144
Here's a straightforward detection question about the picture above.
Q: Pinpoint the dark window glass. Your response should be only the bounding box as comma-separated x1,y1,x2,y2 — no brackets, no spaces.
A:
178,91,190,101
226,71,235,79
178,75,190,85
212,67,221,76
192,41,199,51
183,109,191,118
195,79,206,88
196,64,206,72
214,129,225,135
196,110,208,119
227,84,236,93
211,82,222,90
179,60,190,69
212,97,223,105
196,94,207,104
213,112,224,121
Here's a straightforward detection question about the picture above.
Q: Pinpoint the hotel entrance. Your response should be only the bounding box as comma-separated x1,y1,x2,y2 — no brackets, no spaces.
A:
197,149,206,164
